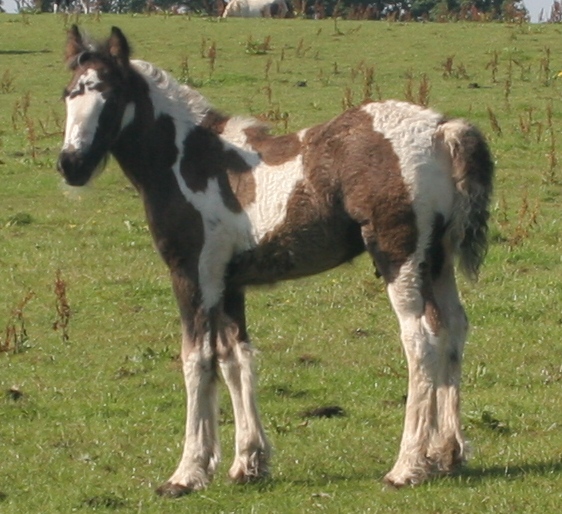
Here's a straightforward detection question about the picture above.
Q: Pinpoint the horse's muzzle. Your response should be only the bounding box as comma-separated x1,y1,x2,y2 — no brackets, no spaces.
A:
57,150,91,187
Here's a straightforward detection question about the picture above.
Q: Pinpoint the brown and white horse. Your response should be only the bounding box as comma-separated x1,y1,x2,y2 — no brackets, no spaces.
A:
57,26,494,496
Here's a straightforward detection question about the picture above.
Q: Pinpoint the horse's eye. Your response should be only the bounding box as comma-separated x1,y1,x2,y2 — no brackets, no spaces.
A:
76,51,92,67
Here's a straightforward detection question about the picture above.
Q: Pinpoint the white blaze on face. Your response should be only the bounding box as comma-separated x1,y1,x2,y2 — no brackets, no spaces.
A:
63,68,107,152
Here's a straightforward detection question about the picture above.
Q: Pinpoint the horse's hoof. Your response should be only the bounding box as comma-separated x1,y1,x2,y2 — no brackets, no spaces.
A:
383,474,409,489
155,482,193,498
383,469,426,489
229,469,261,484
229,466,269,484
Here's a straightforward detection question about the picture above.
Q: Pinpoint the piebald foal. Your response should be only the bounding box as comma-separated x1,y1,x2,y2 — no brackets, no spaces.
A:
57,26,494,496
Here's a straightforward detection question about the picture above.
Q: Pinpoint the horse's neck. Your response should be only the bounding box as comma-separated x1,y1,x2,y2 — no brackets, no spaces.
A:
113,68,254,210
131,61,210,127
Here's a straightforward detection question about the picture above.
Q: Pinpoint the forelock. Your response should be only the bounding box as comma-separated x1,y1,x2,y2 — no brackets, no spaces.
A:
67,37,122,71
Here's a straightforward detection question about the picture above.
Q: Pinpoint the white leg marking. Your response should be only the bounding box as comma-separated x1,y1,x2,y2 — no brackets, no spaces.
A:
427,260,468,472
384,260,439,486
166,338,220,491
385,257,468,486
220,342,271,482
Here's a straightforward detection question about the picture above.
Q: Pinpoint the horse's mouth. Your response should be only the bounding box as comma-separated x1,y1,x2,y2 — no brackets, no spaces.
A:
57,150,107,187
63,175,90,187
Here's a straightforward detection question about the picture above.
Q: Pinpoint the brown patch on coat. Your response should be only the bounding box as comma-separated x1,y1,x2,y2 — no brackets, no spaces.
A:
180,126,257,212
226,169,256,209
302,106,417,283
216,287,248,360
113,113,207,344
114,112,176,190
228,105,418,287
226,174,365,286
243,125,302,166
144,168,209,346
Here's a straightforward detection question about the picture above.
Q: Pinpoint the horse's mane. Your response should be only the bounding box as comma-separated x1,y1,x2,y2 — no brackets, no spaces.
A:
131,60,214,127
131,60,269,140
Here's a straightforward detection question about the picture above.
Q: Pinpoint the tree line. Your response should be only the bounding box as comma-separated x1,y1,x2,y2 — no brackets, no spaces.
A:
2,0,533,22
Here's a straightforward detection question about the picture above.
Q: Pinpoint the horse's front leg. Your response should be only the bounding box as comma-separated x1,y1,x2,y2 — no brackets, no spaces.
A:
156,272,221,497
218,288,271,483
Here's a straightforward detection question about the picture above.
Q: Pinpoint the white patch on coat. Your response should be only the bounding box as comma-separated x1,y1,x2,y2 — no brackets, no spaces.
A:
177,149,305,309
137,62,241,309
361,101,456,259
244,154,304,241
140,63,306,309
160,115,249,309
120,103,135,130
63,68,106,152
168,113,304,309
220,117,260,149
221,118,306,242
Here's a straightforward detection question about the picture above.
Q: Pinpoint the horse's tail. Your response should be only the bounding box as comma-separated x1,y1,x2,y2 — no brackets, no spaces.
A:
437,119,494,281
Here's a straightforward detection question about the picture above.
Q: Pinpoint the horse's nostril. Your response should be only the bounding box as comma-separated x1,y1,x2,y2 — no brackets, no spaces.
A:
57,153,66,173
57,151,73,174
57,151,88,186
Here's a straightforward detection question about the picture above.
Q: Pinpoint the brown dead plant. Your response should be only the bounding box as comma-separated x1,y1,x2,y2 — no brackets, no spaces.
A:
544,101,558,184
53,270,71,343
487,107,502,137
0,291,35,355
508,192,539,249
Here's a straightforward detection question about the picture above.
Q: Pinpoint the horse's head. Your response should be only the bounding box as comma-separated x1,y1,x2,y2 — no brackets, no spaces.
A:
58,25,133,186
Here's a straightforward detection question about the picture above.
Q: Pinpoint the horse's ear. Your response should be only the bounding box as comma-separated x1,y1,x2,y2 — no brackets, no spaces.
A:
65,24,85,67
107,26,130,69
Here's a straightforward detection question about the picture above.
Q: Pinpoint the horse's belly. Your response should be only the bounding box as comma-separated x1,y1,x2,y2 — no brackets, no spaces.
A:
227,215,364,286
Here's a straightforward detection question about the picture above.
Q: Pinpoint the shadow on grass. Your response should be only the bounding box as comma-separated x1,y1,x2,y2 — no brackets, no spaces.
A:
0,50,52,55
234,459,562,492
458,459,562,484
237,471,382,492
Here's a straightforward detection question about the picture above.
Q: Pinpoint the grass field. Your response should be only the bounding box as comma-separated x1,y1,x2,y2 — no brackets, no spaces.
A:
1,12,561,513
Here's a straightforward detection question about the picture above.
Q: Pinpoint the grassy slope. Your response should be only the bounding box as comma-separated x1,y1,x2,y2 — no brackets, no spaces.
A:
0,13,561,513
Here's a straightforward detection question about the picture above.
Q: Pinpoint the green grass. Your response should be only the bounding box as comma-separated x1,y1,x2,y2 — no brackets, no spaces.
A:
1,12,561,513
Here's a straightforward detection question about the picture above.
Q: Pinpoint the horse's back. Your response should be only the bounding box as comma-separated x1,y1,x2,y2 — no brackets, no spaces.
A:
222,100,491,286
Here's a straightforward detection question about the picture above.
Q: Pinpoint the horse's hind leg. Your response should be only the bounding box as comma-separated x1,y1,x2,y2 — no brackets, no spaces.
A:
381,258,438,486
382,251,467,487
218,288,271,483
427,255,468,474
